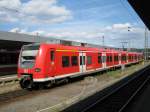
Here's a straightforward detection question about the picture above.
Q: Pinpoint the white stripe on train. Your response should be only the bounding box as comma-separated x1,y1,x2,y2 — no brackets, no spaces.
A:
33,61,139,82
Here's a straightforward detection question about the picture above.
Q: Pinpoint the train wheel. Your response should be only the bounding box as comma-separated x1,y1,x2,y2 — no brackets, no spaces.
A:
20,78,33,90
64,78,69,83
38,83,44,90
45,82,52,89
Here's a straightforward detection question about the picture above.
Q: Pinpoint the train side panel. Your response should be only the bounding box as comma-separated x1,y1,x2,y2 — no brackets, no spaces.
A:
54,50,80,77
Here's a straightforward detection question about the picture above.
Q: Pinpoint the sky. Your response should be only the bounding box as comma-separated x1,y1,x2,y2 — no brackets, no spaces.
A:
0,0,149,48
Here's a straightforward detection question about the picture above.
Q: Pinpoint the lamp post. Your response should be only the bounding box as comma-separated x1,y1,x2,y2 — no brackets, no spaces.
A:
127,27,131,52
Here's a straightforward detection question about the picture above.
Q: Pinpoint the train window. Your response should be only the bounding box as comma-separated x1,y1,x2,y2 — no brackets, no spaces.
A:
117,56,119,61
114,56,118,61
122,56,126,61
130,56,131,60
107,56,109,62
87,56,92,65
71,56,78,66
98,53,101,55
114,56,116,61
51,51,55,61
110,56,112,62
107,56,110,62
98,53,101,63
128,56,130,60
121,56,123,61
62,56,70,67
98,56,101,63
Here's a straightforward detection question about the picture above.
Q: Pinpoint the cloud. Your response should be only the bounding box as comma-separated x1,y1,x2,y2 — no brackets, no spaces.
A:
0,0,21,9
112,23,131,29
0,0,72,24
9,23,146,48
10,27,27,33
10,27,46,36
104,23,132,33
102,23,146,48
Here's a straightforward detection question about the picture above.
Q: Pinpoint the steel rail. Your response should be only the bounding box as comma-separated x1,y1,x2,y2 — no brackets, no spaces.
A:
0,75,18,86
81,65,150,112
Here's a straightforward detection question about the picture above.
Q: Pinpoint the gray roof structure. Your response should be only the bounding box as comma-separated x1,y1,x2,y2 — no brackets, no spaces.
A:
0,31,117,49
0,31,142,53
0,31,97,47
0,31,82,49
0,31,60,43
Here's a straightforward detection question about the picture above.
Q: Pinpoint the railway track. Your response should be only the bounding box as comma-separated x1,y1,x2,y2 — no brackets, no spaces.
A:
0,89,29,104
0,75,18,86
0,64,148,111
62,65,150,112
0,75,85,105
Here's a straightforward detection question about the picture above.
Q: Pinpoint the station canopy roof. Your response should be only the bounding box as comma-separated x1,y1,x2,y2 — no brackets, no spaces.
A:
0,31,113,50
128,0,150,30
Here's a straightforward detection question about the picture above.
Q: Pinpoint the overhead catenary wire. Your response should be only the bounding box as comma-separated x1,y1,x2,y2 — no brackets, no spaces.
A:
119,0,141,25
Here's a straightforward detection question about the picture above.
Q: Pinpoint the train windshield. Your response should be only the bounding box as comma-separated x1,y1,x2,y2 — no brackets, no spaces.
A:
22,45,40,51
20,44,40,68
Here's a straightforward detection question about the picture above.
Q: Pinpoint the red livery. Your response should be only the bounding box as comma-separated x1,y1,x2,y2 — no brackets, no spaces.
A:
17,43,143,89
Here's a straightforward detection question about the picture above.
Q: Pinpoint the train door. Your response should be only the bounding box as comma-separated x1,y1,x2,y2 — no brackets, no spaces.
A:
48,49,55,77
119,53,121,65
126,53,128,63
102,52,106,68
79,52,86,72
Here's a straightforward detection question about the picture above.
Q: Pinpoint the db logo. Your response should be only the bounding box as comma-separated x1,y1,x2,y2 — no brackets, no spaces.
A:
24,69,28,73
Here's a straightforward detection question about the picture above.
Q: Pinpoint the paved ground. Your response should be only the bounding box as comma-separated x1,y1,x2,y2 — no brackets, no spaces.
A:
0,74,19,94
0,63,148,112
124,79,150,112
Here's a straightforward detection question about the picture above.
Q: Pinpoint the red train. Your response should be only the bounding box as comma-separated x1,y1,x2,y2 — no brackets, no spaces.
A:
17,43,143,89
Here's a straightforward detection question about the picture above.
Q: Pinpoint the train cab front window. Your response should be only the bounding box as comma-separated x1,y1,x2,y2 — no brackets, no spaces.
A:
21,56,36,68
20,44,39,68
22,45,40,51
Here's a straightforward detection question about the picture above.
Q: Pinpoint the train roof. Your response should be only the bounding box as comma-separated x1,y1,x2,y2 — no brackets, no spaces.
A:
24,43,142,54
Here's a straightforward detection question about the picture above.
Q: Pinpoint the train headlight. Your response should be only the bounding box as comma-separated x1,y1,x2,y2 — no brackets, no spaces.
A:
35,68,41,72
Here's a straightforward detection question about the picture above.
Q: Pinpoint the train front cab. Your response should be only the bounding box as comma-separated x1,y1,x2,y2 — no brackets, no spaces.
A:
18,44,55,89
